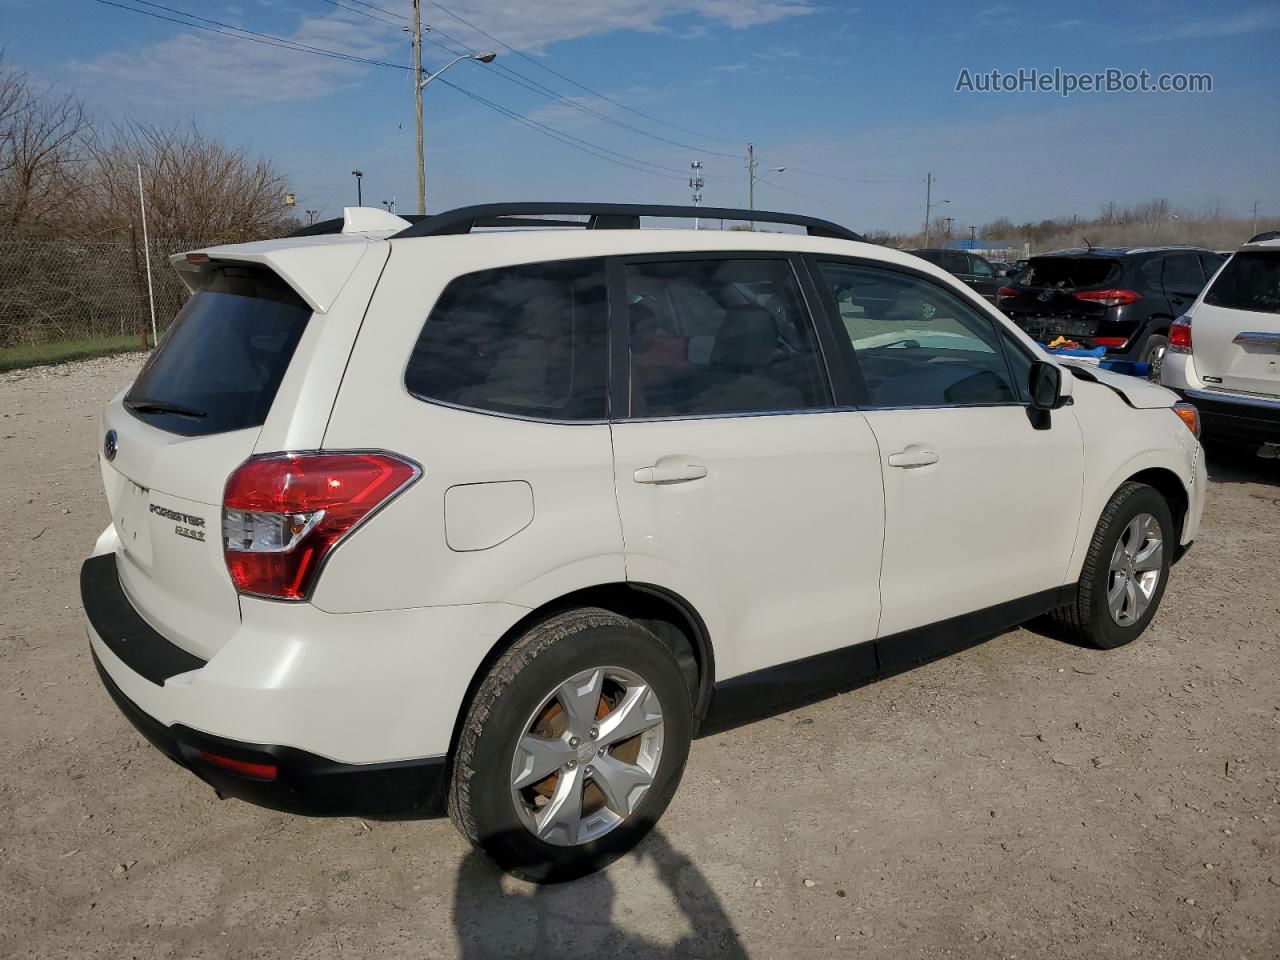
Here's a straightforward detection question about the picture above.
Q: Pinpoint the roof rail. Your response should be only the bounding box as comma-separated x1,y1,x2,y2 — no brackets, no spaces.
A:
1247,230,1280,244
388,202,864,242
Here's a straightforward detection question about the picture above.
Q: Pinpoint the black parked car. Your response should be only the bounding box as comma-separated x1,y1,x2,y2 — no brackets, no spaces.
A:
996,246,1227,363
906,249,1002,303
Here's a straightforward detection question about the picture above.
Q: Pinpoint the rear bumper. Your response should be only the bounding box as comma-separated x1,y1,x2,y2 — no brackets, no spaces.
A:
91,648,447,816
1175,388,1280,445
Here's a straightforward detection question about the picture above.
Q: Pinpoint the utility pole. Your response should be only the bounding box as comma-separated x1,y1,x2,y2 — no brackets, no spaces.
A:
923,172,932,247
689,160,704,229
942,216,954,246
352,169,363,206
412,0,426,215
969,224,977,247
1252,200,1260,236
747,143,756,229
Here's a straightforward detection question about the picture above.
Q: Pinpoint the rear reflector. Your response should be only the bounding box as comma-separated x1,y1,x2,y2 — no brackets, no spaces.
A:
199,751,278,780
223,452,420,600
996,286,1018,302
1072,289,1141,307
1092,337,1128,347
1169,314,1192,353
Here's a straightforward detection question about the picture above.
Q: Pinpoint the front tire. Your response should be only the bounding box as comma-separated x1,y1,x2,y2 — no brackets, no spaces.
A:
1049,482,1174,649
448,608,693,883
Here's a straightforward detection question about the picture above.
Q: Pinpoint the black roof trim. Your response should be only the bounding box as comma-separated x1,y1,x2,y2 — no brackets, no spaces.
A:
285,214,428,238
1247,230,1280,244
387,202,864,242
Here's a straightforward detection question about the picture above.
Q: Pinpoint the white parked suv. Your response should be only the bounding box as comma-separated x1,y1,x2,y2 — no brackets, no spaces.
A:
1159,231,1280,452
82,203,1206,881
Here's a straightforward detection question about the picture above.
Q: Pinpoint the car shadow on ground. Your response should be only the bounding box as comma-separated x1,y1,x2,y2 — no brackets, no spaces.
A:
1203,442,1279,488
452,828,748,960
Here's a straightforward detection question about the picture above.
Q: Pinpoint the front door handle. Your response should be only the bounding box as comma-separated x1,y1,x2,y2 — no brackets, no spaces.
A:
887,447,939,469
633,462,708,485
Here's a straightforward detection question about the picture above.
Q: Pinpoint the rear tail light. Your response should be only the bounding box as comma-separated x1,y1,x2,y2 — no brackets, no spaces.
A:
1169,314,1192,353
1092,337,1128,348
222,452,420,600
1172,402,1200,438
1072,289,1142,307
996,286,1018,303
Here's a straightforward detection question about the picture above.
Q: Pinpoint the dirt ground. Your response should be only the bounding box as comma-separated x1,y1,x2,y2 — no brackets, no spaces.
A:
1,354,1277,960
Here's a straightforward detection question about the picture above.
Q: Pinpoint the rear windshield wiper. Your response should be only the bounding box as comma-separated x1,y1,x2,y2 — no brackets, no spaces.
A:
124,396,207,419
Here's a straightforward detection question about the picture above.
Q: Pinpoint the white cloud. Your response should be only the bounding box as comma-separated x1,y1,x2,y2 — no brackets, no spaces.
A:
72,0,813,105
1138,6,1280,42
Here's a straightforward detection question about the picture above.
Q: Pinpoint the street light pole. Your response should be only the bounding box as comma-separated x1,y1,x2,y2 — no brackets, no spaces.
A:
746,143,784,230
352,169,363,206
411,16,496,216
412,0,425,215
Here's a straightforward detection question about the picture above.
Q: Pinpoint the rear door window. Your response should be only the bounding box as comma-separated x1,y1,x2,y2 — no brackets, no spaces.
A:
125,264,310,437
1162,253,1205,292
1203,252,1280,314
405,258,609,420
1019,257,1120,289
624,258,830,418
969,255,994,278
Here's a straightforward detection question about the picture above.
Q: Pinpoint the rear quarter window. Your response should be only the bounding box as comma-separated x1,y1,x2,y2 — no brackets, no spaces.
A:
1203,252,1280,314
405,258,609,420
125,264,310,437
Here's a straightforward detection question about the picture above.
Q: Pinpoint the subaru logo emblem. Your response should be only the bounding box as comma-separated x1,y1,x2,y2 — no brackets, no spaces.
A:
103,429,118,461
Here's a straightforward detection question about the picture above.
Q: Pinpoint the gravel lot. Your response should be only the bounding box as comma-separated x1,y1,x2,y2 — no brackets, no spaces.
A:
1,354,1277,960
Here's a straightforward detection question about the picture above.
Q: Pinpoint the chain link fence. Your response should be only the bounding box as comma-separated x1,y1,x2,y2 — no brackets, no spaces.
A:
0,236,217,352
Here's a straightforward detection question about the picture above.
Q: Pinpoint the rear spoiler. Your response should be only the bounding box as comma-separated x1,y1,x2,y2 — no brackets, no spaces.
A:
169,242,373,314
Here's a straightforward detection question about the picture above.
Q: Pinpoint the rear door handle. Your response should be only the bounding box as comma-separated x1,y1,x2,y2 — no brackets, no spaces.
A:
887,448,939,469
633,462,708,485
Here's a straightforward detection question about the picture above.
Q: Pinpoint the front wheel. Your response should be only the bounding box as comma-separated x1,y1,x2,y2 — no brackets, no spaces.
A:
448,608,693,883
1049,482,1174,649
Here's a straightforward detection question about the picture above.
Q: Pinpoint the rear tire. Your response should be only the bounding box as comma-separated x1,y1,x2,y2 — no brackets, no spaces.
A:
1049,482,1173,649
448,607,693,883
1141,334,1168,381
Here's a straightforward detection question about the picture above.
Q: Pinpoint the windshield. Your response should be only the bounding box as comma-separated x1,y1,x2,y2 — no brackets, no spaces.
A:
125,264,311,437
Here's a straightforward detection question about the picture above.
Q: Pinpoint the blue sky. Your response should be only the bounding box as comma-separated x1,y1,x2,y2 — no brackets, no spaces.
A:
5,0,1279,232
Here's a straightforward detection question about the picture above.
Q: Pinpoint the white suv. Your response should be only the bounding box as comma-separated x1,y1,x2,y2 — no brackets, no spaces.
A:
1159,231,1280,452
82,203,1206,881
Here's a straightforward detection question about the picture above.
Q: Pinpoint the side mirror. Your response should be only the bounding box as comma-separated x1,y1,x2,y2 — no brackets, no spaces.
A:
1029,360,1066,410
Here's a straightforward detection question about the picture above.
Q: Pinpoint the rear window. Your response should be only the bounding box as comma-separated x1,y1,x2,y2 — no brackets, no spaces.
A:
1018,257,1120,289
125,264,310,437
405,258,609,420
1203,252,1280,315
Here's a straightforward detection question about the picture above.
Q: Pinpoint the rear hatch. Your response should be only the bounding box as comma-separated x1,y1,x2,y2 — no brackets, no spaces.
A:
1191,250,1280,395
1001,256,1123,341
101,262,311,660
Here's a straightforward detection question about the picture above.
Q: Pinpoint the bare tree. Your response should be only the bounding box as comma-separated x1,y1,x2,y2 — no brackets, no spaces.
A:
83,120,294,244
0,55,89,234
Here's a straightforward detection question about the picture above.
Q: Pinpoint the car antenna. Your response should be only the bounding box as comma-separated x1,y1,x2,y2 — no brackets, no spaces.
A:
1082,235,1093,251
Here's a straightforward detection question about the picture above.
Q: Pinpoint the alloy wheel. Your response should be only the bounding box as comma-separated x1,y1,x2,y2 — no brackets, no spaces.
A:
509,666,665,846
1106,512,1163,626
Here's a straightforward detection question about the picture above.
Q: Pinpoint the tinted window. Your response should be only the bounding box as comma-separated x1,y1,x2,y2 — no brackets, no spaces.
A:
625,258,829,417
1162,253,1205,290
406,259,608,420
818,261,1019,407
125,265,310,437
969,255,994,278
1020,257,1121,289
1203,252,1280,314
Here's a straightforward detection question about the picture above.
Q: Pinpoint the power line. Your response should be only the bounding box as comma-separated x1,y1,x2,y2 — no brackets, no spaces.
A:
92,0,410,70
93,0,695,183
424,0,745,147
